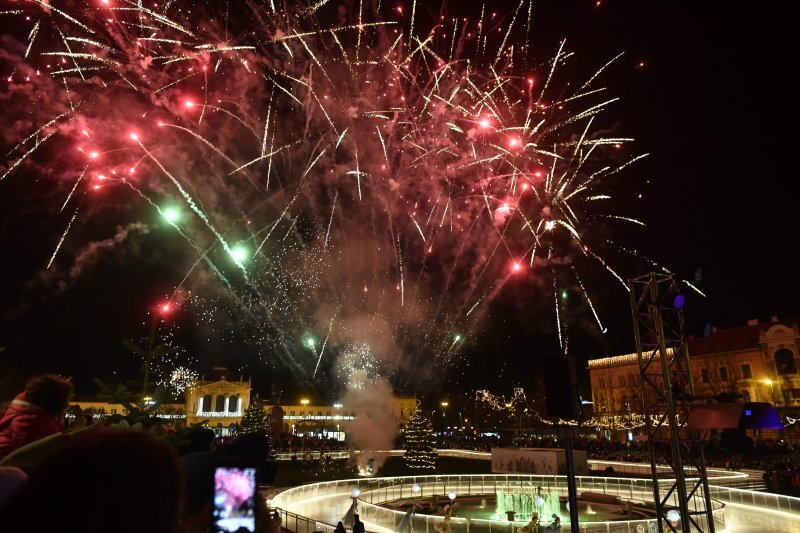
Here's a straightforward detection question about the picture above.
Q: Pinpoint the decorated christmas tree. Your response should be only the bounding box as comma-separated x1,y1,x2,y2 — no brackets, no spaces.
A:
403,403,437,469
239,394,278,461
240,394,269,435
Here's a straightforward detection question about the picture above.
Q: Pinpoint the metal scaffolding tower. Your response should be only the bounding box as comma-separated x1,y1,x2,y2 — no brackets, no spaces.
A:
629,272,715,532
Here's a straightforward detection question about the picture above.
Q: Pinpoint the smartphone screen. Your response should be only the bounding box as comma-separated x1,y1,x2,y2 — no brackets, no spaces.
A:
211,465,258,532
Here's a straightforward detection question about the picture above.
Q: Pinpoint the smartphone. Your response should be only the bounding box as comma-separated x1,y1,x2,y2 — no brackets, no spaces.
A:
210,458,259,533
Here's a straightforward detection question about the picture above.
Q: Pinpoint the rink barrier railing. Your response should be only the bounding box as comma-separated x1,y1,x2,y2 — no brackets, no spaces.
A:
269,474,728,533
274,449,748,483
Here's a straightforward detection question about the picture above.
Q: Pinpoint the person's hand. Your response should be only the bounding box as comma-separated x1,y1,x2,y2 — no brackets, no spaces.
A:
175,500,212,533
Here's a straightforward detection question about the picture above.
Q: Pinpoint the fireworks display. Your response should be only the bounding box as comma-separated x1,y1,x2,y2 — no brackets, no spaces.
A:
159,365,199,396
337,341,381,389
1,0,660,390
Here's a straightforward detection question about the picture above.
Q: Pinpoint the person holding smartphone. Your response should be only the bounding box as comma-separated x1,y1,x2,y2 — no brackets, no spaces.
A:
210,458,259,533
176,432,279,533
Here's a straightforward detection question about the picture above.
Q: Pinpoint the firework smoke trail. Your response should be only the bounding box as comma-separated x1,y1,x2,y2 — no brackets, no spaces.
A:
131,138,251,282
312,314,336,379
47,199,83,269
1,0,656,386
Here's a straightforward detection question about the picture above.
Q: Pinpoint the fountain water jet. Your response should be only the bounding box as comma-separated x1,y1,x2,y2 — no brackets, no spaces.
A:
495,487,561,521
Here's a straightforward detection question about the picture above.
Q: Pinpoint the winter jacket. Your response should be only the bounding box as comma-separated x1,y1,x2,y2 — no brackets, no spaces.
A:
0,394,63,460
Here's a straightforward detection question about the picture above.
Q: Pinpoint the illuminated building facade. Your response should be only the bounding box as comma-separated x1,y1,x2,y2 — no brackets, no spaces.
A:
74,368,418,439
185,368,252,434
589,316,800,436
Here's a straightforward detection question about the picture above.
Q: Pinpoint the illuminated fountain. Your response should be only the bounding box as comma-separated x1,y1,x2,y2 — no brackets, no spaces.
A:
495,487,561,522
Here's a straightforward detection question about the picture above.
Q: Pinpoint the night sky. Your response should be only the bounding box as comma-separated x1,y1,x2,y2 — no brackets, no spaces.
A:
0,1,796,401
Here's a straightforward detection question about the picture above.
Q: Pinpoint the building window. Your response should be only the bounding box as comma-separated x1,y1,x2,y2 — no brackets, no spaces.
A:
701,368,710,383
596,394,605,412
774,348,798,375
229,395,239,412
741,390,751,402
215,396,226,412
741,364,752,379
290,411,295,415
202,395,212,412
790,390,800,400
719,366,728,381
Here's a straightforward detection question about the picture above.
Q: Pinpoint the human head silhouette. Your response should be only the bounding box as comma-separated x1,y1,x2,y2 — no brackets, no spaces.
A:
24,374,73,415
0,429,181,533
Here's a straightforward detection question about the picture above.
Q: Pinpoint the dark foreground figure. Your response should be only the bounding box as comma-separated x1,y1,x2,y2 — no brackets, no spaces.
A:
0,429,181,532
0,427,279,533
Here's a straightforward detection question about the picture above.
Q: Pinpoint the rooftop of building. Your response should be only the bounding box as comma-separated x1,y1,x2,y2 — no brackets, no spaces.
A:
588,315,800,368
199,366,250,384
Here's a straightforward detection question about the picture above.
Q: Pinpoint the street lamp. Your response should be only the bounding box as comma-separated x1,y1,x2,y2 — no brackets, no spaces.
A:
300,399,309,419
667,509,681,524
346,488,360,526
440,401,449,437
762,379,776,404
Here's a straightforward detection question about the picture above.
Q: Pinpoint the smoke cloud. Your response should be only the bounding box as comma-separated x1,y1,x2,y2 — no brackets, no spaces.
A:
340,372,398,471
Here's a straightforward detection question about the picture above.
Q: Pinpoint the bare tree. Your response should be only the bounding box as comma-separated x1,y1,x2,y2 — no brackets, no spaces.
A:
697,354,744,401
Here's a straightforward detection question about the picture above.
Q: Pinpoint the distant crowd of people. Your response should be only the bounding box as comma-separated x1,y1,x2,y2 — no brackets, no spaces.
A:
763,460,800,495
